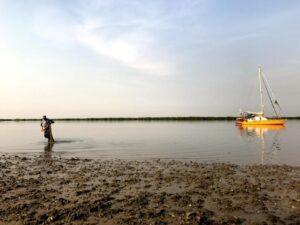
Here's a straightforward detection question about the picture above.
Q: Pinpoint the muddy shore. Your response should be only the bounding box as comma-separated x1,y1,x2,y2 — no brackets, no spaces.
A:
0,154,299,225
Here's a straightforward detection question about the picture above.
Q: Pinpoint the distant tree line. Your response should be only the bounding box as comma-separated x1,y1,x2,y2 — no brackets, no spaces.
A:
0,116,299,122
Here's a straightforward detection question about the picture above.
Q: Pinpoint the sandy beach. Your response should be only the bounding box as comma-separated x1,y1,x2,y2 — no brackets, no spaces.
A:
0,154,299,225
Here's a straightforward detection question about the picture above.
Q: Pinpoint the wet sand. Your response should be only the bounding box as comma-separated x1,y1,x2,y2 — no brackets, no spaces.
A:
0,154,299,225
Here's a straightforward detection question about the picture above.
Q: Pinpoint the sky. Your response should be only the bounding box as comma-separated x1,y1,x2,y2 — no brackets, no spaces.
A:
0,0,300,118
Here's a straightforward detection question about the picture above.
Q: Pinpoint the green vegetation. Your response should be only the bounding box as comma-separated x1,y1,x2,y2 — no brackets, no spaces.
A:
1,116,300,122
0,117,235,122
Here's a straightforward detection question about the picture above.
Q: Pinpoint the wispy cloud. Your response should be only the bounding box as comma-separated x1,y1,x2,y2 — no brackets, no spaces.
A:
75,19,168,74
31,0,184,75
76,20,139,64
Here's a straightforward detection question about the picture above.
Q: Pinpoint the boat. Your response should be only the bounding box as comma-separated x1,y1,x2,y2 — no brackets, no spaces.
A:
236,67,285,126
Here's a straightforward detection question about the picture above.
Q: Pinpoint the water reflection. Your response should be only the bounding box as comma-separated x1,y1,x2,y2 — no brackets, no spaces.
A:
237,125,285,164
1,121,299,165
43,142,55,161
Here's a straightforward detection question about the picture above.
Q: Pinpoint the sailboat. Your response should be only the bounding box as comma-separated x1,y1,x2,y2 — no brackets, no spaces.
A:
236,67,285,126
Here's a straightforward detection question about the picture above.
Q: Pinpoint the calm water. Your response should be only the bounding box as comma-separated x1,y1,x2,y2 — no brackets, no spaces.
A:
0,121,299,166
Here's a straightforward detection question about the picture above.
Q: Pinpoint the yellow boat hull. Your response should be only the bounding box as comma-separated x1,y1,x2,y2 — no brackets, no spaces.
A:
237,119,285,126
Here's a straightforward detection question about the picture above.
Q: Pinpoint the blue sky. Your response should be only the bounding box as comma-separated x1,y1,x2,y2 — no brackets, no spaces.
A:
0,0,300,118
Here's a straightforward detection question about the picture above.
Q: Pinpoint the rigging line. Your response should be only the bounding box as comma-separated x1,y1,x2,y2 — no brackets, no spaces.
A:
262,72,276,100
262,72,284,115
262,76,279,117
261,74,279,117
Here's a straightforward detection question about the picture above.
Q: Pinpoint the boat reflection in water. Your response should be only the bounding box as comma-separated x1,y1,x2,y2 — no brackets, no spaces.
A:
237,125,285,164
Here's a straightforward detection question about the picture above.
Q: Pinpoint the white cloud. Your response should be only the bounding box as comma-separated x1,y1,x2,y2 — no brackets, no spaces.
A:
31,1,172,75
76,20,138,64
75,19,169,75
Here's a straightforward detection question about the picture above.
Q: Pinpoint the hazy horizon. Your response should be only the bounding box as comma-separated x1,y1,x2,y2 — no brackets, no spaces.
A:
1,0,300,118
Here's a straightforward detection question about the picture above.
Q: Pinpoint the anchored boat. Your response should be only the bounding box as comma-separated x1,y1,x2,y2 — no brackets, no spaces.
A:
236,67,285,126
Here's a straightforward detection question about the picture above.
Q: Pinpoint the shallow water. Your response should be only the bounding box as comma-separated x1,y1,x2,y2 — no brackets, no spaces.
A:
0,121,299,165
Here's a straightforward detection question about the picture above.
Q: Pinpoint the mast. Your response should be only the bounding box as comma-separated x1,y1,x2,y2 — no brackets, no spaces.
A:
258,67,264,115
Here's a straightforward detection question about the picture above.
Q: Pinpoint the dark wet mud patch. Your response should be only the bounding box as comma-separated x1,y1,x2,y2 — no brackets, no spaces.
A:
0,155,299,225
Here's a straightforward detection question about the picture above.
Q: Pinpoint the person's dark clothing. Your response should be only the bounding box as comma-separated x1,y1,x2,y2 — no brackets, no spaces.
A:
41,118,54,139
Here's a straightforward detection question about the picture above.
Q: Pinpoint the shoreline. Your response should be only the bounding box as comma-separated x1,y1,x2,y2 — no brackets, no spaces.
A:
0,155,299,224
1,116,300,122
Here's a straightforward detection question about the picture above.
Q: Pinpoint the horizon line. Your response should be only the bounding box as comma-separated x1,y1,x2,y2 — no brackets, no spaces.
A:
1,116,299,121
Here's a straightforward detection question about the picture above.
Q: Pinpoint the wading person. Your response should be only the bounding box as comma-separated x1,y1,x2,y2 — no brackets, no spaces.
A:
41,115,55,143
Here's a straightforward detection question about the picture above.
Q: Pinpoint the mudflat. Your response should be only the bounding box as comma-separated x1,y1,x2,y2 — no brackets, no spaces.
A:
0,155,299,225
